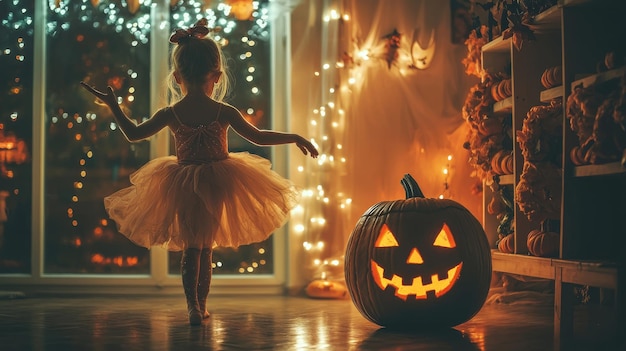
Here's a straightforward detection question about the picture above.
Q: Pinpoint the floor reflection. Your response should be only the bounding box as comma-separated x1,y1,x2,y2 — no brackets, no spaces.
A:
358,328,481,351
0,294,616,350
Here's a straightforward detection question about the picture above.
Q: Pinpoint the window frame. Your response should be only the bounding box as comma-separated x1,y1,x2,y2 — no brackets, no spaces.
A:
1,0,290,295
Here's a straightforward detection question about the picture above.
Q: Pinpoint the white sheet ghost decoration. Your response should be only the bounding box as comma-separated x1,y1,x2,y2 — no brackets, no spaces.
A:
410,28,436,70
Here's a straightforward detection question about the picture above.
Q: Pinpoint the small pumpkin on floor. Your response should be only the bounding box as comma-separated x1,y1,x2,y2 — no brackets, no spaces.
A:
344,174,492,329
305,279,348,299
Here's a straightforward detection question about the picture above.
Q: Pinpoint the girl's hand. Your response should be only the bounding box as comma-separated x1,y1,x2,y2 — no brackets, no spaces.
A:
80,82,119,109
296,136,319,158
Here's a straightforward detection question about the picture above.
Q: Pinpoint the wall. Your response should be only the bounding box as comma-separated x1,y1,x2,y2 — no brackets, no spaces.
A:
287,0,480,291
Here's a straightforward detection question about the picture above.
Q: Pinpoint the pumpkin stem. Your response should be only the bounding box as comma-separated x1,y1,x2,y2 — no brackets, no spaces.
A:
401,174,425,199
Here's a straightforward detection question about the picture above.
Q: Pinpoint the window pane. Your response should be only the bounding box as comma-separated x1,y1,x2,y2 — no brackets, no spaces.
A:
44,0,152,274
0,0,34,274
168,0,275,276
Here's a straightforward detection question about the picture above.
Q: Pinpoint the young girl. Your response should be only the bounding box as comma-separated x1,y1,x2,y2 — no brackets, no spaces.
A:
80,18,318,326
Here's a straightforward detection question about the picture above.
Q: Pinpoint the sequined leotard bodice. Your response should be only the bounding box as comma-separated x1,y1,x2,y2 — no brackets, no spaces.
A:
171,106,229,164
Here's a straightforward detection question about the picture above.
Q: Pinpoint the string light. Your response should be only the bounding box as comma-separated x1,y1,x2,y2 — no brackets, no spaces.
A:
291,5,457,285
439,154,453,199
289,6,352,282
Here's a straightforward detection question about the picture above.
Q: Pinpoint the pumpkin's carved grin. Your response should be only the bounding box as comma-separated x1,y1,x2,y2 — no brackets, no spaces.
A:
371,260,463,301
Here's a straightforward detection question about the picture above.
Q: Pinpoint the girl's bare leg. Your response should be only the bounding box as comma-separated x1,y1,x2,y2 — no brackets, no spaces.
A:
181,248,203,325
198,248,213,318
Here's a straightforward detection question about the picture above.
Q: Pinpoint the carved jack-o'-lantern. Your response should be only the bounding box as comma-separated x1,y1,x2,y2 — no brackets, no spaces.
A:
345,174,492,329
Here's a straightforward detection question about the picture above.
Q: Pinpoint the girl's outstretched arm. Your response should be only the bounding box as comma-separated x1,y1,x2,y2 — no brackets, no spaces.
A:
80,82,170,142
226,104,319,158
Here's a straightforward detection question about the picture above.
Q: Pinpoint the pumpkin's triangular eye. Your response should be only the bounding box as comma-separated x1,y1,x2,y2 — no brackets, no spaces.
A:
433,223,456,248
375,224,399,247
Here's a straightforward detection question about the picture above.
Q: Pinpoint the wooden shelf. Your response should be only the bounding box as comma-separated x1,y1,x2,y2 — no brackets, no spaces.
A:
492,251,555,280
573,161,626,177
540,86,564,102
552,259,617,289
498,174,514,185
528,5,562,32
571,66,626,91
493,97,512,113
482,36,511,53
562,0,599,6
493,252,618,289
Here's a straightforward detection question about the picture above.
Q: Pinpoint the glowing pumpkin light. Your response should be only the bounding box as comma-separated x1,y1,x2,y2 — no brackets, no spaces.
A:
226,0,254,21
345,174,492,329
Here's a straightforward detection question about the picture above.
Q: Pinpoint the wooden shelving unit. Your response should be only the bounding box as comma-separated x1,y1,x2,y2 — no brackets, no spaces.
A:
480,1,625,349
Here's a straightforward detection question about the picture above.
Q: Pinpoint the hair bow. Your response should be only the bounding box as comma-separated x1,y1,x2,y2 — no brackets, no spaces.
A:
169,18,211,44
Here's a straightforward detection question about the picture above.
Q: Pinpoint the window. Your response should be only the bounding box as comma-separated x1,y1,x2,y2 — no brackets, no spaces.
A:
0,0,34,274
44,0,153,274
0,0,284,287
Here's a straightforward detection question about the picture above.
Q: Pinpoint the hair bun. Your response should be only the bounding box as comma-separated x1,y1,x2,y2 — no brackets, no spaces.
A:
169,18,211,44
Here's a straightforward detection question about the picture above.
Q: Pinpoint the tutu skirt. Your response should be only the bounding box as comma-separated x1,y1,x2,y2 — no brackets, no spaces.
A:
104,153,299,251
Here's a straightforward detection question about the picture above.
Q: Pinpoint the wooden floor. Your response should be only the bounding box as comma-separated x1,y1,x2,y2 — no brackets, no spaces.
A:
0,290,619,351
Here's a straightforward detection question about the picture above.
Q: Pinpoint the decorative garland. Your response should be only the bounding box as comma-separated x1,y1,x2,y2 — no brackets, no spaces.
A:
566,75,626,165
462,25,489,78
515,99,563,223
462,72,513,183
